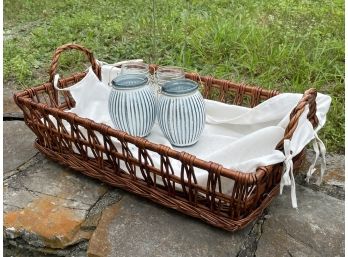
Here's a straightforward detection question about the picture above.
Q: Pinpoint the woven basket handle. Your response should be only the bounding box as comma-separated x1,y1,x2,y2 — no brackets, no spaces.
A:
277,88,319,150
49,43,101,83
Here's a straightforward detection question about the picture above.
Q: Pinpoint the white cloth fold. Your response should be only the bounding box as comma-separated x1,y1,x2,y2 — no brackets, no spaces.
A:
280,139,297,208
51,61,331,207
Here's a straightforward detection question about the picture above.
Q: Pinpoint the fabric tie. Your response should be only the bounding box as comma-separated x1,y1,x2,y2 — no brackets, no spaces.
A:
280,139,297,208
306,131,327,185
53,73,73,92
53,74,61,91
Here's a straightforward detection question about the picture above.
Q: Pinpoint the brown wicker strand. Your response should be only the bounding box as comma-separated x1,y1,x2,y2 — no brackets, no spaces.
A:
49,43,101,83
277,88,318,150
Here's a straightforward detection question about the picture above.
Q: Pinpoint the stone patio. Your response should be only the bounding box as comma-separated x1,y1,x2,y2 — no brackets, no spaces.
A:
3,102,345,257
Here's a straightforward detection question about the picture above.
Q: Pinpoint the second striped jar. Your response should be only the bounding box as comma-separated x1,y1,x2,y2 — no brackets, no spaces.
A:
158,79,206,147
108,74,157,137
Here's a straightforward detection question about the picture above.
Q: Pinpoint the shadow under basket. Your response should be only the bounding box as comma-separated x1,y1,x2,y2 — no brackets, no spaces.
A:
14,43,319,231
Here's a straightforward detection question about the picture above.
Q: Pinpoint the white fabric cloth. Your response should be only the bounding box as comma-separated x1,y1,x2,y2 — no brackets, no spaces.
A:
53,61,331,207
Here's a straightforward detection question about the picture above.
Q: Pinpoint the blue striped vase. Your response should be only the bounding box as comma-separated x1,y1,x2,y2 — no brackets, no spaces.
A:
108,74,157,137
158,79,206,147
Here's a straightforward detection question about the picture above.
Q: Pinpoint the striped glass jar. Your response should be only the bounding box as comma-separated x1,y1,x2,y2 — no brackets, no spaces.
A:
155,66,185,95
108,74,157,137
158,79,206,147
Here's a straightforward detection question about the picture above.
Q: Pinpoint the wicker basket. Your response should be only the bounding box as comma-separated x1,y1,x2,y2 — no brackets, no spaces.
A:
14,43,319,231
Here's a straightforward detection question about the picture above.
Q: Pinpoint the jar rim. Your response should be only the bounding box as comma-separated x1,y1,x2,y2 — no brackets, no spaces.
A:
157,66,184,77
120,62,149,76
162,79,198,95
112,74,148,89
157,65,184,72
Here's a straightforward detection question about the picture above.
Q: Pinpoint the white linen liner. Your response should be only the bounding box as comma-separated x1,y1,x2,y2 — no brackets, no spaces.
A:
51,61,331,208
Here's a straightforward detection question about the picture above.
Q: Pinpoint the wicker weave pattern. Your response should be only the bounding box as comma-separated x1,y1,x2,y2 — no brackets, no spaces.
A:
14,44,317,231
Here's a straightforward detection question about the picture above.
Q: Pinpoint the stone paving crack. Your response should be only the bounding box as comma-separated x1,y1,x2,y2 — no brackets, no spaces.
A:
4,203,22,209
4,152,41,181
7,185,92,209
4,201,87,212
86,189,110,214
287,249,294,257
3,112,24,121
236,210,268,257
81,189,124,231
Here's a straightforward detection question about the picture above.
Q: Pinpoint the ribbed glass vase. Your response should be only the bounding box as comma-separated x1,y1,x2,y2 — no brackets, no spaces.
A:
108,74,157,137
158,79,205,146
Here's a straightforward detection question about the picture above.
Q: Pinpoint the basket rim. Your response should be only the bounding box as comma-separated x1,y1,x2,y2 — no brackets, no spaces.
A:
14,73,280,183
14,67,317,183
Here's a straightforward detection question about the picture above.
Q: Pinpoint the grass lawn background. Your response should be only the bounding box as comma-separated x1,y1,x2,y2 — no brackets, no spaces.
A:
4,0,344,153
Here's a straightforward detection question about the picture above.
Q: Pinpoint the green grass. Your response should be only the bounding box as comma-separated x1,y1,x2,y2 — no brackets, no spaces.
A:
4,0,344,153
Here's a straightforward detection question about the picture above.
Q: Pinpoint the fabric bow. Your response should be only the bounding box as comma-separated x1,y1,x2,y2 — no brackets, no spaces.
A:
306,131,327,185
280,139,298,208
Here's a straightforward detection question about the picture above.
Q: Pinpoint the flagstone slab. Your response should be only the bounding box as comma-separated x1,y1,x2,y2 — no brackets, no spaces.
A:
255,185,344,257
87,194,252,257
3,120,344,257
296,149,345,199
4,121,38,178
300,149,345,187
3,156,111,250
4,81,21,113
